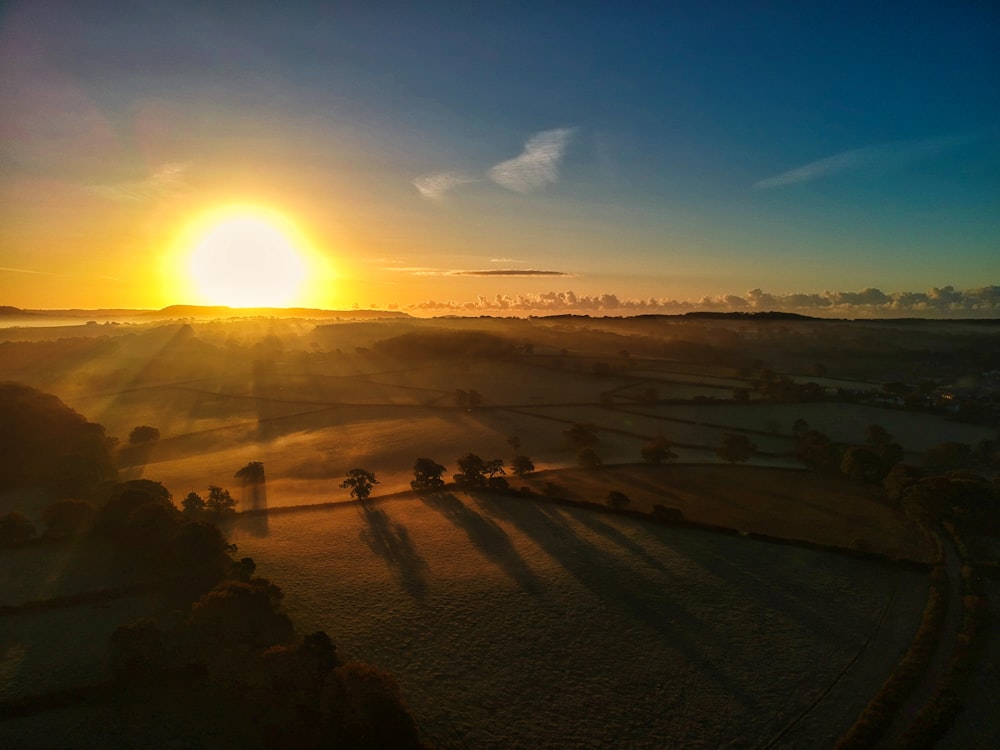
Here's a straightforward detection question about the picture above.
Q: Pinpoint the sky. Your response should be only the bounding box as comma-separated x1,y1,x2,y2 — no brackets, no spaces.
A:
1,0,998,317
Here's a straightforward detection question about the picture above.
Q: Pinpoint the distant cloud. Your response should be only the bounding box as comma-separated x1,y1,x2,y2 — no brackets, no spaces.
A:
451,269,568,277
88,162,189,201
754,133,984,189
405,285,1000,317
412,171,480,200
490,257,525,264
488,128,575,193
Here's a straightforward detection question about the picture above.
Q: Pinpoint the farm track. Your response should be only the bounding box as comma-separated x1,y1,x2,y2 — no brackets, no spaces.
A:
877,533,963,749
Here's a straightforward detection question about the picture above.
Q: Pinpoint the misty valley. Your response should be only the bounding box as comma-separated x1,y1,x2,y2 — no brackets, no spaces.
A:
1,311,998,748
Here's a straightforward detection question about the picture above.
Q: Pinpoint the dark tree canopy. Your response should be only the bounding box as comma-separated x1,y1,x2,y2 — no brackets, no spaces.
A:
578,447,602,468
641,435,677,465
341,469,379,501
205,485,237,516
453,453,487,487
0,382,117,496
606,491,630,510
0,512,35,546
511,454,535,478
128,425,161,445
716,433,756,464
411,458,447,491
235,461,266,484
564,423,599,451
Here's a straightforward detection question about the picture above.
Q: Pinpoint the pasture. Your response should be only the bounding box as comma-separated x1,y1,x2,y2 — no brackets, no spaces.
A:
223,494,929,749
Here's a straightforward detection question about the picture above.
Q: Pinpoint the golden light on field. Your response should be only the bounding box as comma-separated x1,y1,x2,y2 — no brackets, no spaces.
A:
163,205,335,308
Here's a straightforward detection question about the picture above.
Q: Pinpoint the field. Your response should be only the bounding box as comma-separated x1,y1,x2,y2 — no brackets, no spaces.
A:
221,495,929,749
1,313,996,746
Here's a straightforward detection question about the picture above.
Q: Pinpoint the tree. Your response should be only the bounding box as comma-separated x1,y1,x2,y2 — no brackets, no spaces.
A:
128,425,160,445
884,463,923,504
578,447,602,468
0,512,35,546
189,577,294,651
641,435,677,465
410,458,447,491
340,469,378,502
840,446,882,483
235,461,266,484
564,423,598,451
41,499,94,538
511,454,535,478
606,491,630,510
453,453,486,487
483,458,507,490
110,618,164,684
206,485,237,515
865,424,892,447
182,491,206,519
716,433,756,464
792,418,810,438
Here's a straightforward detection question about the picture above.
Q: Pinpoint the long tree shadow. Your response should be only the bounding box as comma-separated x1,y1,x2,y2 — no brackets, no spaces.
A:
359,504,429,600
665,531,876,645
470,491,760,710
418,492,541,594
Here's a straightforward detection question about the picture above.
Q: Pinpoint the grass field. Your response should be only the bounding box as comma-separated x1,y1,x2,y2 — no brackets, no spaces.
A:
222,494,929,749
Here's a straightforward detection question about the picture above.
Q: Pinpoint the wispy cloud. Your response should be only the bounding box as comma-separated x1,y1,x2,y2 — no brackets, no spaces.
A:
488,128,575,193
405,285,1000,318
412,171,480,200
754,133,984,189
88,162,189,201
0,266,57,276
451,269,568,277
413,127,576,200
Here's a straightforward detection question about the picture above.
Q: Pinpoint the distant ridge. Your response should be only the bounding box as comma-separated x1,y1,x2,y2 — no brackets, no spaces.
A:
2,305,410,321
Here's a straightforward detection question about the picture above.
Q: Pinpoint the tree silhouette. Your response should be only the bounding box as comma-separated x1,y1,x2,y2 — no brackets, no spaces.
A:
511,455,535,477
453,453,486,487
641,435,677,465
410,458,446,491
182,491,206,519
341,469,379,502
206,485,237,515
0,512,35,546
564,423,598,451
606,491,630,510
235,461,266,484
128,425,161,445
578,447,602,468
483,458,507,489
715,433,756,464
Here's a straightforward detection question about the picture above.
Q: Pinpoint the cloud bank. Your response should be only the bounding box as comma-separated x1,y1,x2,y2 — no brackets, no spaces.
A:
414,127,575,199
754,133,984,189
403,285,1000,318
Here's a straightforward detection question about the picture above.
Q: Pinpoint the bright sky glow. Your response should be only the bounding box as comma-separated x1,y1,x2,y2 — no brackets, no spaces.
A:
1,1,998,316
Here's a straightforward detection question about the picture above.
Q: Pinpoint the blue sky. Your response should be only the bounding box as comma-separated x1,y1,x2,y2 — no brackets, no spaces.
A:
1,1,998,315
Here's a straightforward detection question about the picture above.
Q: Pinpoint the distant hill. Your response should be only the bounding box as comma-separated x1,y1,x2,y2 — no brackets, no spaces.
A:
1,305,411,322
0,306,37,317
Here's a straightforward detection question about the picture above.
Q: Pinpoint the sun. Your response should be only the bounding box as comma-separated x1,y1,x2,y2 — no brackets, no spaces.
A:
165,206,333,308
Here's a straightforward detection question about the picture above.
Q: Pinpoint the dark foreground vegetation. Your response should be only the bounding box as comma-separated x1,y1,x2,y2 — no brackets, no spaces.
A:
0,383,427,749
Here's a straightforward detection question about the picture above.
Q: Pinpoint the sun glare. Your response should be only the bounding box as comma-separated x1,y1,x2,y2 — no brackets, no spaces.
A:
188,213,305,307
163,206,333,309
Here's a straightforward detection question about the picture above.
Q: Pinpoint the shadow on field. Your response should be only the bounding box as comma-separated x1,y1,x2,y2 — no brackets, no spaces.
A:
470,492,759,709
359,505,429,600
667,533,871,645
418,492,541,594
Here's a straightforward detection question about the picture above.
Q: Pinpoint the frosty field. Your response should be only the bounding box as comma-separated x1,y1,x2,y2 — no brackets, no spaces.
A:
224,494,929,749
